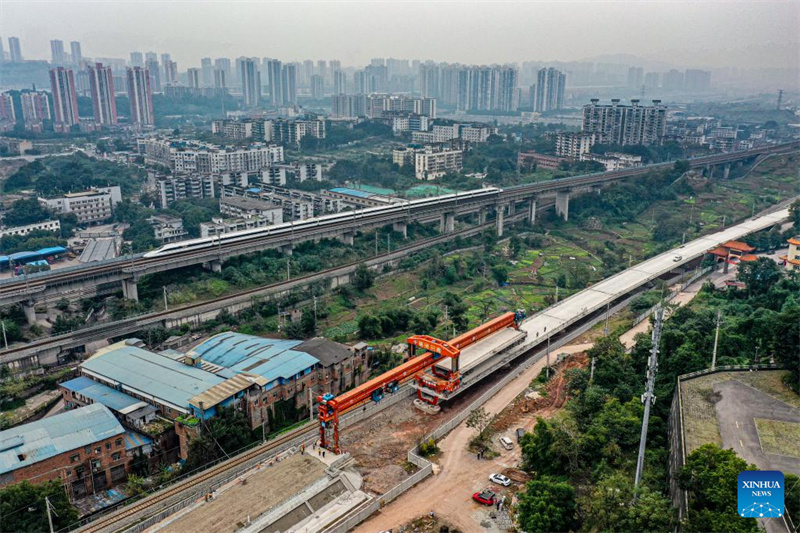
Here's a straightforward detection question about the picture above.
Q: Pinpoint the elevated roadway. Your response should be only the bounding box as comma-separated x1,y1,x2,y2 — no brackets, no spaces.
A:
0,141,795,312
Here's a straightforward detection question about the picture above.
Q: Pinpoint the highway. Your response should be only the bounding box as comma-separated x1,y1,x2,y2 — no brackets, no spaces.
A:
0,141,795,308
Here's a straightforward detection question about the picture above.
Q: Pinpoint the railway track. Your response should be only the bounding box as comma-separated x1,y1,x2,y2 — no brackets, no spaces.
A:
76,423,315,533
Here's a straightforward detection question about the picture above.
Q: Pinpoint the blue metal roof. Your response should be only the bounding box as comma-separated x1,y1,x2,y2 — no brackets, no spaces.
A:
8,251,39,261
329,187,374,199
81,345,225,412
0,404,124,475
0,256,9,263
61,376,148,414
188,333,319,383
37,246,67,255
246,187,262,193
124,430,152,451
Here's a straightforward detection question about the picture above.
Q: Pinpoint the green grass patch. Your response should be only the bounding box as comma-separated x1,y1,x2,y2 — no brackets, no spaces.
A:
754,418,800,458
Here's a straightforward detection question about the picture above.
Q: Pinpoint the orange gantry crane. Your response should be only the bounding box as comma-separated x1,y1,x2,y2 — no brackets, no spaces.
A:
317,311,521,453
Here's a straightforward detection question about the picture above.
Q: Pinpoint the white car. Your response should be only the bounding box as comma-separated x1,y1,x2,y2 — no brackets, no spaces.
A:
673,255,683,262
489,473,511,487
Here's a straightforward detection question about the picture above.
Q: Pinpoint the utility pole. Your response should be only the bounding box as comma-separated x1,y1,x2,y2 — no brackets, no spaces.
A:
375,232,378,256
590,357,596,382
1,321,7,350
546,335,551,379
603,302,610,335
387,233,390,253
308,387,314,422
634,306,664,497
313,296,318,336
286,257,290,281
711,310,722,371
163,286,168,311
45,496,56,533
555,284,559,303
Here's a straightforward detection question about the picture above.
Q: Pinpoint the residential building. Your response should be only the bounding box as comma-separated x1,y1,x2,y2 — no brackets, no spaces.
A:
0,404,128,498
50,39,65,65
126,67,154,126
219,196,283,223
88,63,117,126
518,151,568,171
0,220,61,238
412,123,494,144
282,63,298,105
223,184,340,220
186,68,201,89
684,70,711,92
581,99,667,146
70,41,82,66
241,58,261,107
364,94,437,119
138,138,284,173
39,186,121,225
129,52,143,67
163,60,179,86
533,67,566,112
271,117,326,146
627,67,644,89
201,57,213,87
331,94,367,118
154,173,215,208
20,92,52,130
9,37,23,63
580,151,643,171
50,67,80,132
0,93,15,129
0,138,33,155
556,132,597,158
311,75,324,99
200,216,277,238
212,119,255,139
147,215,188,242
214,69,226,89
662,69,684,91
333,70,347,95
414,148,463,180
146,59,161,93
324,187,396,208
393,147,415,167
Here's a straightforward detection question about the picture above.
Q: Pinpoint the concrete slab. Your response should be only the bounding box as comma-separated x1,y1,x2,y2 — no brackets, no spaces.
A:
449,329,526,373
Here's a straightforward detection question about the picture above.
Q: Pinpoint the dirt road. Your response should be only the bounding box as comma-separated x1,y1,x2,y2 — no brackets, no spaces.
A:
354,343,590,533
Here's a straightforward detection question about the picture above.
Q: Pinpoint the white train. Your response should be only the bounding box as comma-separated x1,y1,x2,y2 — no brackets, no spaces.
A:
143,187,502,259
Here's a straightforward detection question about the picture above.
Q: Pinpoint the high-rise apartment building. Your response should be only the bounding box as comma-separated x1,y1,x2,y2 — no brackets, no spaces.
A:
266,59,282,106
126,67,154,126
328,60,341,80
281,64,297,105
215,58,232,81
214,69,227,89
241,58,261,108
310,75,324,99
333,70,347,95
88,63,117,125
353,71,368,95
0,93,15,123
9,37,23,63
50,40,66,64
49,67,80,131
163,60,178,86
201,57,213,87
146,59,161,92
161,53,171,65
187,68,201,88
302,60,314,86
130,52,143,67
644,72,659,89
581,99,666,146
70,41,82,66
145,52,157,63
316,60,327,82
662,69,684,92
533,67,565,112
627,67,644,89
20,92,52,125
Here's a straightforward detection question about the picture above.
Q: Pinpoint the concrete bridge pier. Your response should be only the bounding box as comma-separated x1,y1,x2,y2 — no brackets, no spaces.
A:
507,202,516,216
393,221,408,239
22,300,36,326
340,232,355,245
705,164,714,179
555,190,570,221
496,207,505,237
122,278,139,302
723,163,731,180
281,244,294,256
478,208,488,225
528,198,537,223
440,212,455,233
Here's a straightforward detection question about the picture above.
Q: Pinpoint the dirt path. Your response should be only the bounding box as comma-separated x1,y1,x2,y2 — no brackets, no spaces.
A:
354,344,592,533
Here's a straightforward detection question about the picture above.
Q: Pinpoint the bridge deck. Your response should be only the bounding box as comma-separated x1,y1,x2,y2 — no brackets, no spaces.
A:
436,328,527,375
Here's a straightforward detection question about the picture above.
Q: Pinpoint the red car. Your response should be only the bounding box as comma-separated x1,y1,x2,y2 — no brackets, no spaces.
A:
472,489,497,506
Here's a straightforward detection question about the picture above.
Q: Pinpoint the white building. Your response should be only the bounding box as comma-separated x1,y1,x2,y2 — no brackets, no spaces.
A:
0,220,61,238
580,152,643,171
155,174,215,209
138,138,284,173
414,148,463,180
39,186,121,225
556,132,597,158
147,215,188,242
219,196,283,224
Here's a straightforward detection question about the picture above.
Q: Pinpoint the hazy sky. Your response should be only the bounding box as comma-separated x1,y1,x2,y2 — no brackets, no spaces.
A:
2,1,798,69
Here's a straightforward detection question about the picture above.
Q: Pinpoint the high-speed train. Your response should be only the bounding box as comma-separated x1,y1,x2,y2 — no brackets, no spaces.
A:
143,187,502,259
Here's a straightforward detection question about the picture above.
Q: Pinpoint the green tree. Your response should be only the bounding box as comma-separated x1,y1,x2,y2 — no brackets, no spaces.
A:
582,473,674,532
0,480,78,533
678,444,759,533
183,406,257,473
738,257,782,296
491,265,509,286
517,476,577,533
3,198,52,227
352,263,375,291
789,199,800,230
357,314,383,339
465,406,492,443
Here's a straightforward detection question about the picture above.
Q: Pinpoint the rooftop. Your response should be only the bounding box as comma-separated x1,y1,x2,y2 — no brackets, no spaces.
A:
189,373,268,410
82,343,225,412
297,338,353,367
722,240,756,252
221,196,277,211
60,376,149,415
329,187,374,199
187,332,319,384
0,404,124,475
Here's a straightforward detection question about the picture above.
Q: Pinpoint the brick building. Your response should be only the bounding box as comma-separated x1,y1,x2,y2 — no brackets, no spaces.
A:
0,404,129,499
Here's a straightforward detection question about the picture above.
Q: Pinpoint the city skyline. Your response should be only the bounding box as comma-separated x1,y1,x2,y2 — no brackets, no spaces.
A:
1,1,797,71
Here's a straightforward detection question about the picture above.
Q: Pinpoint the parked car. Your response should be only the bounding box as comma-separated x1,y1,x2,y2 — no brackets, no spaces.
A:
473,489,497,506
673,255,683,262
499,436,513,450
516,428,525,442
489,473,511,487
